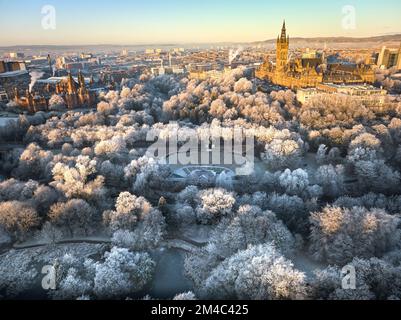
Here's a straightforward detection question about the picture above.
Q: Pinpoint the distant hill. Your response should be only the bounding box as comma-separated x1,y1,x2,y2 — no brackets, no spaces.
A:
1,34,400,52
252,34,401,46
0,44,180,52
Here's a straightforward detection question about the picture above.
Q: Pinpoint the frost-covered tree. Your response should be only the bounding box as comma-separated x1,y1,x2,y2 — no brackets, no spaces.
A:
310,206,400,265
0,115,32,143
0,147,22,174
237,192,269,210
334,193,401,215
309,266,343,300
348,133,382,160
78,113,106,128
126,156,172,195
48,94,66,111
195,188,236,224
49,253,97,300
173,205,197,225
99,160,125,187
309,266,374,300
316,145,342,165
350,257,401,299
111,210,165,251
94,136,127,160
208,205,295,258
0,201,40,241
39,221,64,244
299,94,372,130
31,185,60,215
104,192,151,231
48,199,95,237
0,227,11,247
15,143,53,180
310,258,401,300
266,193,313,234
93,247,155,299
51,156,107,207
56,267,94,300
279,169,310,197
97,101,116,116
173,292,197,300
315,165,345,198
344,133,397,195
353,160,400,194
234,78,253,93
263,137,303,170
316,144,329,165
0,179,38,202
104,192,166,250
209,99,228,120
177,185,200,207
202,244,306,300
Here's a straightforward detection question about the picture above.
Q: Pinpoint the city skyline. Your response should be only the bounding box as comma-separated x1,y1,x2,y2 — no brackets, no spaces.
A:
1,0,401,46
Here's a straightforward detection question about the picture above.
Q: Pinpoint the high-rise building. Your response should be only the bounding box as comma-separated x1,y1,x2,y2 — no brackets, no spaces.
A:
0,88,9,103
0,61,5,74
47,54,53,75
8,52,24,59
80,53,93,59
377,44,401,69
0,61,27,74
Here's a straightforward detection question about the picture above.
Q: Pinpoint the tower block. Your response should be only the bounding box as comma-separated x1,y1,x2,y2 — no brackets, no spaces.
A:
398,43,401,70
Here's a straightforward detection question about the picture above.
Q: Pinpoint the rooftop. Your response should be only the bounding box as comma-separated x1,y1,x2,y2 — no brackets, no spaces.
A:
322,83,384,91
37,76,91,85
0,70,28,78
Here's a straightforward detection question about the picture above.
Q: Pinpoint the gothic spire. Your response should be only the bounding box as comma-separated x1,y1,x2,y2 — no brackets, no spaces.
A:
78,70,86,88
67,71,76,94
281,20,286,40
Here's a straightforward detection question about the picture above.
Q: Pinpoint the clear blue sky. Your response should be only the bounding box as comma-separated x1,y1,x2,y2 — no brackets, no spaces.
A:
0,0,400,45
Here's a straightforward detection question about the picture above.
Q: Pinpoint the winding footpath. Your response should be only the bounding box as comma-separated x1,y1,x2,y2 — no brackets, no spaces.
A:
0,235,201,256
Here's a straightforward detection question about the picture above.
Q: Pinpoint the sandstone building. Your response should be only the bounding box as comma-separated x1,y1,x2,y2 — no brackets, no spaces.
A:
256,22,375,89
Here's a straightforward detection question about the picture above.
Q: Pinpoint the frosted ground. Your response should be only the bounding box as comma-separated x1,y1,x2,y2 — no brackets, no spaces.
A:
1,67,401,300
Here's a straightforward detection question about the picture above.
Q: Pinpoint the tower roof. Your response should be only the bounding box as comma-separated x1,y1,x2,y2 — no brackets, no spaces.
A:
281,20,286,38
67,71,77,93
279,20,287,42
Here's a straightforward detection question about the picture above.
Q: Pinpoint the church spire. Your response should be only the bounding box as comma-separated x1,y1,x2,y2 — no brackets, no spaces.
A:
276,20,289,72
78,70,86,89
67,71,76,94
281,20,286,40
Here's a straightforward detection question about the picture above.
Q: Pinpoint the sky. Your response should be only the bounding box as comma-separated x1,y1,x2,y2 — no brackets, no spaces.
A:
0,0,401,46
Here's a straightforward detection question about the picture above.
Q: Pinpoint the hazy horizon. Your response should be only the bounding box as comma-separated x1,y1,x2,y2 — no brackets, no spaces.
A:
2,32,401,49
